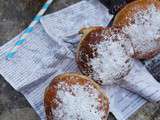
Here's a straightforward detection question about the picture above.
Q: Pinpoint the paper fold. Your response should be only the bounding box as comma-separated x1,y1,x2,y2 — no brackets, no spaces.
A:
118,61,160,102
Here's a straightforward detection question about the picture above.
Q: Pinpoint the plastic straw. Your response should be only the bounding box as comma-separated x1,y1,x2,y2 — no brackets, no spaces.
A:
6,0,54,59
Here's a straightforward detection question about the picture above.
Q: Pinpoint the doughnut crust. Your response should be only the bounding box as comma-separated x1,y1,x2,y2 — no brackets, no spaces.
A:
76,27,133,85
113,0,160,59
44,73,109,120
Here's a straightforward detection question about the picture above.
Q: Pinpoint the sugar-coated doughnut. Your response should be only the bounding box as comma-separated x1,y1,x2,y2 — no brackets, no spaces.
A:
76,27,133,85
44,73,109,120
113,0,160,59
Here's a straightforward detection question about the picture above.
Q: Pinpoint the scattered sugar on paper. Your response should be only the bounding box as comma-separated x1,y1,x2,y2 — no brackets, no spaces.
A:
123,4,160,54
52,82,106,120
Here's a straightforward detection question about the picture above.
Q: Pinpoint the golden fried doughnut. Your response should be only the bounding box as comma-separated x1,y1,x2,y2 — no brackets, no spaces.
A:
113,0,160,59
44,73,109,120
76,27,133,85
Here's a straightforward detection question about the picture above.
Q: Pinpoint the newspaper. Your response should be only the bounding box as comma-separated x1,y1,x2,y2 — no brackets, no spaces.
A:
1,0,159,119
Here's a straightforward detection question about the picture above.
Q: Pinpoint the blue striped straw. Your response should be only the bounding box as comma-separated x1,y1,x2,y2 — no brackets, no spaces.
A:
6,0,53,60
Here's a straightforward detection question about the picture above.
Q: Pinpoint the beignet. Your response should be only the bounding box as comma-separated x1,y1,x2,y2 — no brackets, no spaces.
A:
76,27,133,85
44,73,109,120
113,0,160,59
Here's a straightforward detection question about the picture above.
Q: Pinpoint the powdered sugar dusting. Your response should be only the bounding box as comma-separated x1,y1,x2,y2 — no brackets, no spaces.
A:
89,30,133,85
123,4,160,56
52,81,107,120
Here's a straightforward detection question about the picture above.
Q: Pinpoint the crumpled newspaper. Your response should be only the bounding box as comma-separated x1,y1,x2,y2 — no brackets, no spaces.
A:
0,0,160,120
